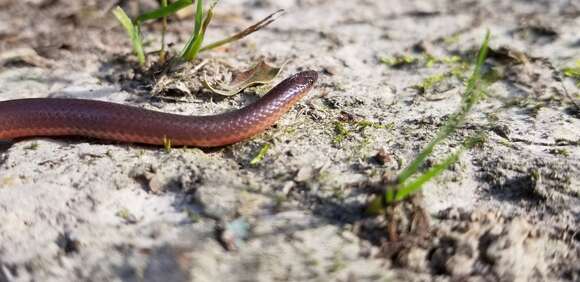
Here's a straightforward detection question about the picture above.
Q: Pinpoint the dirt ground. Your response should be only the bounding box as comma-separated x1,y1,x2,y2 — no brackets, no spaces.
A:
0,0,579,281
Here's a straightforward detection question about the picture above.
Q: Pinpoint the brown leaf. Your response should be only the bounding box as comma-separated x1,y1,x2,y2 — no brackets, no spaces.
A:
203,59,285,96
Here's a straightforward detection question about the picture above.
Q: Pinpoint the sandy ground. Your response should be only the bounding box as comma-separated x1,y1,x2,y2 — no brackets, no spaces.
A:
0,0,579,281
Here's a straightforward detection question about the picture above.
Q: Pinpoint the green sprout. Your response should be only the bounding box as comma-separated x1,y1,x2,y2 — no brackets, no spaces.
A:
163,136,172,152
136,0,193,22
24,142,39,150
159,0,168,63
113,0,283,65
181,0,213,61
378,31,492,206
112,6,146,65
250,143,271,165
387,135,485,202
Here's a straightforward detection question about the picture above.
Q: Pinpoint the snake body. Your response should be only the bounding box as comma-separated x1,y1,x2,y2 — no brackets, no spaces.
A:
0,71,318,147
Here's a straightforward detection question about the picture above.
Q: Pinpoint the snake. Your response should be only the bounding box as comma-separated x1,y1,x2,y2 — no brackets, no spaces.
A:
0,71,318,147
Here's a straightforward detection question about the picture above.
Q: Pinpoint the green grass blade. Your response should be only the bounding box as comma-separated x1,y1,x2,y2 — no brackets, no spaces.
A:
182,1,216,61
159,0,168,63
181,0,206,60
396,131,445,184
395,148,464,201
393,134,484,202
112,6,134,34
131,25,146,65
250,143,271,165
200,9,284,52
193,0,203,35
193,0,204,37
461,30,490,110
112,6,145,65
396,31,490,184
136,0,193,22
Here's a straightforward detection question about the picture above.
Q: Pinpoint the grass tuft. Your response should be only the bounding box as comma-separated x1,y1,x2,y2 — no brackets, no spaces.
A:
181,0,215,60
390,134,485,201
382,30,491,205
199,9,284,52
136,0,193,22
113,0,282,65
112,6,146,65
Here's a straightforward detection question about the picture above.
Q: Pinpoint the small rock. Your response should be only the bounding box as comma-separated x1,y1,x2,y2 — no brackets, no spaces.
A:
374,148,392,165
295,166,314,182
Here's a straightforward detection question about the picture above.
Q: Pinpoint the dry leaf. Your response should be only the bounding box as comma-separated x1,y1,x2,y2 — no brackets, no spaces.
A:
203,59,285,96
